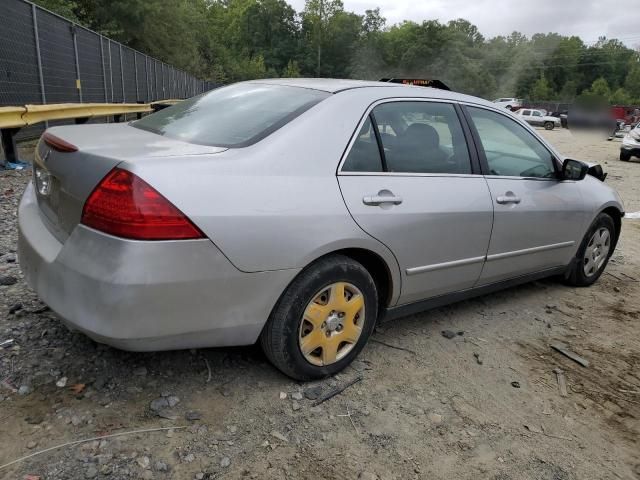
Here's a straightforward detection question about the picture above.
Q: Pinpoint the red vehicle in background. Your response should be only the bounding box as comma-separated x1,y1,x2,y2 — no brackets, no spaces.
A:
611,105,640,127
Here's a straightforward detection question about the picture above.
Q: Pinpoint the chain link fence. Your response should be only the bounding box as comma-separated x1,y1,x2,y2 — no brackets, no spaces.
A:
0,0,217,142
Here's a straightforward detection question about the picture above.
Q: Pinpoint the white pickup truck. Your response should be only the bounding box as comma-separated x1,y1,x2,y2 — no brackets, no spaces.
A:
513,108,561,130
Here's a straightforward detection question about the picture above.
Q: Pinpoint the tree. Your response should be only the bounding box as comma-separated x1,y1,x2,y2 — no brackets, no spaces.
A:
624,63,640,100
302,0,345,76
609,87,631,105
362,8,385,35
576,77,612,107
32,0,81,22
282,59,301,77
530,75,554,100
591,77,612,98
27,0,640,99
558,80,578,101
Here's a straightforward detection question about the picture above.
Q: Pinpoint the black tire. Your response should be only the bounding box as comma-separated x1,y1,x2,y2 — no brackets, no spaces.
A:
620,151,631,161
506,105,513,111
260,254,378,380
564,213,615,287
544,121,555,130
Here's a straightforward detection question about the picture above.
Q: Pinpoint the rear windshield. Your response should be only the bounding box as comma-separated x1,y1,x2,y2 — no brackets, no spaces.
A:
133,83,330,148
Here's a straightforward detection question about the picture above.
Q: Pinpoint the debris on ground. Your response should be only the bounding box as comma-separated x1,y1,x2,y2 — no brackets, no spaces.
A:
370,338,417,354
312,376,363,406
473,352,483,365
269,431,288,443
185,411,202,421
304,385,323,400
550,342,590,367
7,303,22,314
69,383,85,395
553,368,569,397
0,275,18,286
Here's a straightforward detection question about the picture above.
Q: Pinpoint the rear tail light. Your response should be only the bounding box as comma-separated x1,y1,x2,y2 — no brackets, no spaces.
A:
43,132,78,153
81,168,205,240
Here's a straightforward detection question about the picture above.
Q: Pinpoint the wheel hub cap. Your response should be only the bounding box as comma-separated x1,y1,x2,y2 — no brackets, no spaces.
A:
298,282,365,367
583,227,611,278
325,313,342,332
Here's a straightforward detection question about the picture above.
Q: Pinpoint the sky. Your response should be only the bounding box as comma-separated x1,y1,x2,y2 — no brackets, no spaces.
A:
287,0,640,47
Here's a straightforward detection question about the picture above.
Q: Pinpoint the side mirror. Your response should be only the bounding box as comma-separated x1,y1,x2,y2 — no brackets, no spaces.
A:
562,159,589,181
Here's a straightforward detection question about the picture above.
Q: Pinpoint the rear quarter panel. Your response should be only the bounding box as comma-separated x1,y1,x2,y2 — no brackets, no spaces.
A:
120,89,403,304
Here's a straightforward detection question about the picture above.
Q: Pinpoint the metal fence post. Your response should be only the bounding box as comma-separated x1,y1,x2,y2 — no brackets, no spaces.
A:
108,41,114,102
145,55,150,102
100,36,108,102
71,26,83,102
119,44,125,102
32,3,48,131
133,52,139,101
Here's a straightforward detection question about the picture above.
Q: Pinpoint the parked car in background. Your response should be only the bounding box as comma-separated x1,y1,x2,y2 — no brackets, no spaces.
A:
620,123,640,161
19,79,624,380
514,108,561,130
493,97,523,110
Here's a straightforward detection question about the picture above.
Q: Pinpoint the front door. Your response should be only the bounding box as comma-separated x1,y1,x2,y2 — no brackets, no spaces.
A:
338,100,494,305
464,105,588,285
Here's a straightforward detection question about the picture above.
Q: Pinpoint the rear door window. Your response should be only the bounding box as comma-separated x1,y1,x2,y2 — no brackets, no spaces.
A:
342,117,383,172
133,83,330,148
371,102,472,174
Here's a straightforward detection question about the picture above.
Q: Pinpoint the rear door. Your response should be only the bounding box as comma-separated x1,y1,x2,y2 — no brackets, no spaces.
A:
463,105,587,285
338,100,494,305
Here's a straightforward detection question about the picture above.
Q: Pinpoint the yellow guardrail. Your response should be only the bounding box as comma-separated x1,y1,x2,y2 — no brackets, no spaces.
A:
23,103,151,126
151,99,182,107
0,99,183,129
0,106,27,129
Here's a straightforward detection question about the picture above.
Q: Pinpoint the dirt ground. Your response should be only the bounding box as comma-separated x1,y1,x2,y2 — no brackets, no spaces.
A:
1,128,639,480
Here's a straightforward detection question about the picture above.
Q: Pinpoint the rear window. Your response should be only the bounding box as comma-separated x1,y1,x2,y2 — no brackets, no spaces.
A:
133,83,330,148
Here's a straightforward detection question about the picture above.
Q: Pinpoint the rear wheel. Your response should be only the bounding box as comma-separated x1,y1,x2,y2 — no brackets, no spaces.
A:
261,255,378,380
544,121,555,130
620,151,631,161
565,213,615,287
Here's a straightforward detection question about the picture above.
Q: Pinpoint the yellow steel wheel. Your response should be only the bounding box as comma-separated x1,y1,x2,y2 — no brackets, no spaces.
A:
298,281,365,366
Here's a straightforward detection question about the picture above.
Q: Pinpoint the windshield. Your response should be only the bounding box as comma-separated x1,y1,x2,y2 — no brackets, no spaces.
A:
133,83,330,148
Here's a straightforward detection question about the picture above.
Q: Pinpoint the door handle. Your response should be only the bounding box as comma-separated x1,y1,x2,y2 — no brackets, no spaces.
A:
496,193,521,205
363,193,403,206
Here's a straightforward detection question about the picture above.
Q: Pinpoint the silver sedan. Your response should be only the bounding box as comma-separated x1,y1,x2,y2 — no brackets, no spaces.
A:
18,79,624,380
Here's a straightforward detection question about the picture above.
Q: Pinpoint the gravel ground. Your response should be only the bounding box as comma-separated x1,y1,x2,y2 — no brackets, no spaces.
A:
1,129,639,480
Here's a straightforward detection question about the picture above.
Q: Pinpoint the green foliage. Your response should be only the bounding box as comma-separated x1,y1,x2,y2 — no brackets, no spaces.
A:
529,75,553,101
282,60,301,77
31,0,81,21
32,0,640,104
609,88,631,105
625,63,640,100
576,77,612,107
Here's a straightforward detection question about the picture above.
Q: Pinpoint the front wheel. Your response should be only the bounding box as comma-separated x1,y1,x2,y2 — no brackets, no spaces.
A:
620,151,631,161
544,121,555,130
261,255,378,380
565,213,615,287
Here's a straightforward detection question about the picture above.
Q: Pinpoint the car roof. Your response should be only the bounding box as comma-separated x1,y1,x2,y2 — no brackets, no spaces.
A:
247,78,400,93
244,78,494,107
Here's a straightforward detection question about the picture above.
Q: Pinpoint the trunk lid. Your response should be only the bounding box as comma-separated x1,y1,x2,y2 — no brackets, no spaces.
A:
33,123,227,242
